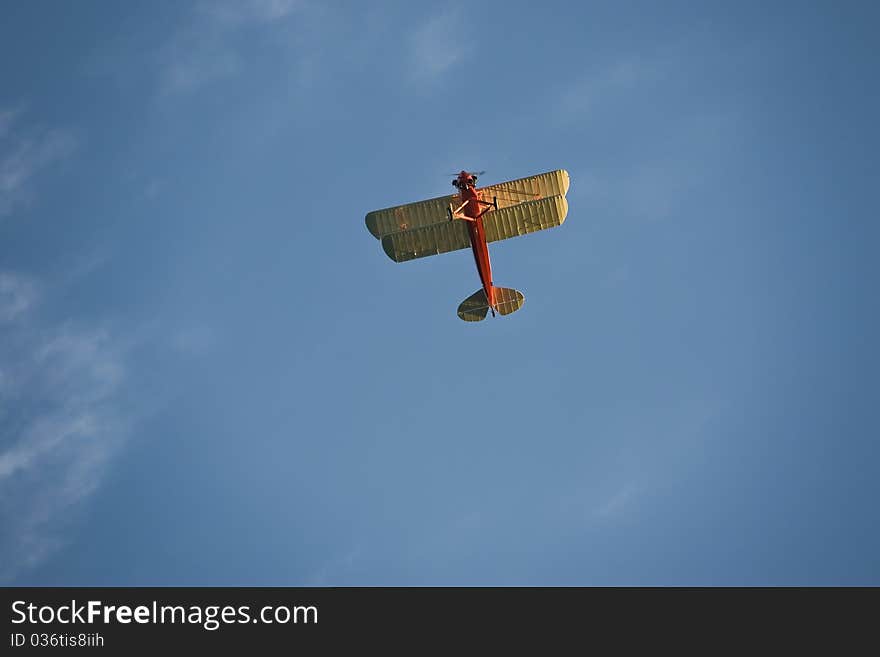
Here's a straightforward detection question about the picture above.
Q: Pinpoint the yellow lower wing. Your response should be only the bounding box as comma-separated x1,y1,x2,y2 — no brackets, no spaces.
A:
381,220,471,262
379,194,568,262
483,195,568,243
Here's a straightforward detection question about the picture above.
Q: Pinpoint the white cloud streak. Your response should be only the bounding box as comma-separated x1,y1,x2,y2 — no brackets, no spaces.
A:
0,108,76,217
408,10,468,83
0,273,38,323
0,107,22,139
559,55,665,122
158,0,303,95
201,0,303,26
594,483,639,518
0,272,128,582
306,545,363,586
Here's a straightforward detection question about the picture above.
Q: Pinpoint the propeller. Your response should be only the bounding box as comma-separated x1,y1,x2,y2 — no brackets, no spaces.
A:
447,170,486,177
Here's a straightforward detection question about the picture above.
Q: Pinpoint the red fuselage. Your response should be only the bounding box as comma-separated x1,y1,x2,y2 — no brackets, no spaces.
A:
455,172,495,310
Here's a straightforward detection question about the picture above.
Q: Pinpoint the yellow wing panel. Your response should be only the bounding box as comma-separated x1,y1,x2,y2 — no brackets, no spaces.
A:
365,170,569,239
483,195,568,243
480,169,570,210
381,220,471,262
366,194,457,240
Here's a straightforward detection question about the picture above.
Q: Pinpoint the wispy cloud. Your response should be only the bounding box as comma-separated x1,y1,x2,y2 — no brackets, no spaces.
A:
408,10,469,84
0,108,76,217
306,545,363,586
143,178,164,200
201,0,303,26
559,55,665,122
0,272,128,582
158,1,303,95
159,45,242,96
0,106,22,138
0,273,38,323
594,483,639,518
171,324,218,357
574,109,737,225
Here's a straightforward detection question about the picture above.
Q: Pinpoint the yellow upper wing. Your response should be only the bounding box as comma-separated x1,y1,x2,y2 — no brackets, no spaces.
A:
479,169,570,211
365,169,570,240
365,194,456,240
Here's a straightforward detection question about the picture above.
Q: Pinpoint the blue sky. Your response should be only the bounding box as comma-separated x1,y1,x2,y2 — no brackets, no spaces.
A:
1,1,877,585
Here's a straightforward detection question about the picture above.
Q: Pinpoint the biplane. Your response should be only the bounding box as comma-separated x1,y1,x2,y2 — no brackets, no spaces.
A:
365,169,570,321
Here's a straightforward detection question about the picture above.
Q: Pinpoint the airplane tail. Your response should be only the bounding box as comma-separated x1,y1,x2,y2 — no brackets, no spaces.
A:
457,286,525,322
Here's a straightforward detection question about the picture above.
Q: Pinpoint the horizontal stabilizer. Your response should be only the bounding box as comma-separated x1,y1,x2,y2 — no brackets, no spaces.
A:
458,289,490,322
457,287,525,322
493,286,525,315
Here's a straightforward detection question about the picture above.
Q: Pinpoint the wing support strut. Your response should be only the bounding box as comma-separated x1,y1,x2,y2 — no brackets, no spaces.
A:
447,197,498,222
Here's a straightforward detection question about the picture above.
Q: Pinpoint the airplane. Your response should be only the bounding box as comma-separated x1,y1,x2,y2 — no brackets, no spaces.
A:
365,169,570,321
